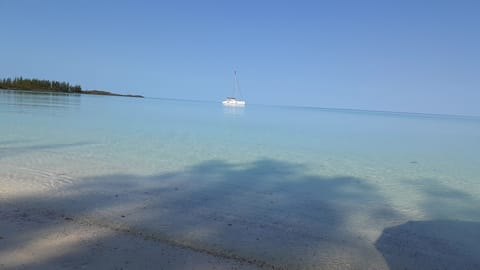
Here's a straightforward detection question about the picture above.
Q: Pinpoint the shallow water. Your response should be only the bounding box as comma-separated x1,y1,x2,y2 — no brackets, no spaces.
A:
1,89,480,269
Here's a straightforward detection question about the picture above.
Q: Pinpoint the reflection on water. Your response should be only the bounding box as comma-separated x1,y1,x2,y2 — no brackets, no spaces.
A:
0,90,81,113
0,89,81,106
223,105,244,116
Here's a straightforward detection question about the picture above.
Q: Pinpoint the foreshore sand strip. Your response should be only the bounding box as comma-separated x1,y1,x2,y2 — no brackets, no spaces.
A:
0,205,273,270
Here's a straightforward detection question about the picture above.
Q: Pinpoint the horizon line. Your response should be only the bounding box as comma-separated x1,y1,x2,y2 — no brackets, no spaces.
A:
144,95,480,120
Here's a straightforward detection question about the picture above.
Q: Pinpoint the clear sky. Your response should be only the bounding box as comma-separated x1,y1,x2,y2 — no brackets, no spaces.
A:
1,0,479,115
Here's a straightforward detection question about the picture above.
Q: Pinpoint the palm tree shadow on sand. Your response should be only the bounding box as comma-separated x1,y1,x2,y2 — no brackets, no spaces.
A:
376,220,480,270
375,178,480,270
1,158,479,269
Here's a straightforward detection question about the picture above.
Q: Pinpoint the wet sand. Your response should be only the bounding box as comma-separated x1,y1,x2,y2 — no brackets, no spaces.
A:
1,160,479,269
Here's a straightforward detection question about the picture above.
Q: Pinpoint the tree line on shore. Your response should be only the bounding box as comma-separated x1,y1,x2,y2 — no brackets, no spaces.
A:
0,77,82,93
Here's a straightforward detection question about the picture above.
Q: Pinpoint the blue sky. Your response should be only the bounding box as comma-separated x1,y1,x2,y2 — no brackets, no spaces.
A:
1,0,479,115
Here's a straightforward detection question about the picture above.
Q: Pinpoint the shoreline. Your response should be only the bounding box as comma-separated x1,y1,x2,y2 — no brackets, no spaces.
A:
80,90,144,98
0,88,144,98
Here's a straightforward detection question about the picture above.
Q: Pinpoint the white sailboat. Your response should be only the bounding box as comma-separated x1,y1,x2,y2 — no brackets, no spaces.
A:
222,71,245,107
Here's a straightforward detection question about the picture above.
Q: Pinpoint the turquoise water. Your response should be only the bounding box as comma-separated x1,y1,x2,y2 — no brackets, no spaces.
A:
1,89,480,268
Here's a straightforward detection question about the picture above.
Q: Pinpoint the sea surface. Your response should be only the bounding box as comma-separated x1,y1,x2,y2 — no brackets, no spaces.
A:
1,89,480,269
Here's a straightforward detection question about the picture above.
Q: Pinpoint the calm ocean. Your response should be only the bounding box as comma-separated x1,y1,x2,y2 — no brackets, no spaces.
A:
1,89,479,268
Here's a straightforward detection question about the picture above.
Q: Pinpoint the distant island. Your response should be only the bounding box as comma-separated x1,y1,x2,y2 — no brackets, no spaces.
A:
0,77,144,98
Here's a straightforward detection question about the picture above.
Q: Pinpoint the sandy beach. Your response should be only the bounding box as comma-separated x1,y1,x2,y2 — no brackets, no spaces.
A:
0,204,261,270
1,158,479,270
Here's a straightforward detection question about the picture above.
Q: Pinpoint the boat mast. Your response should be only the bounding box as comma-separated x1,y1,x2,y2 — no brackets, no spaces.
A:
231,70,237,98
233,70,241,99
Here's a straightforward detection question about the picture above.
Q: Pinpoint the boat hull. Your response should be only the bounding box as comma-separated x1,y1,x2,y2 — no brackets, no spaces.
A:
222,99,245,107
